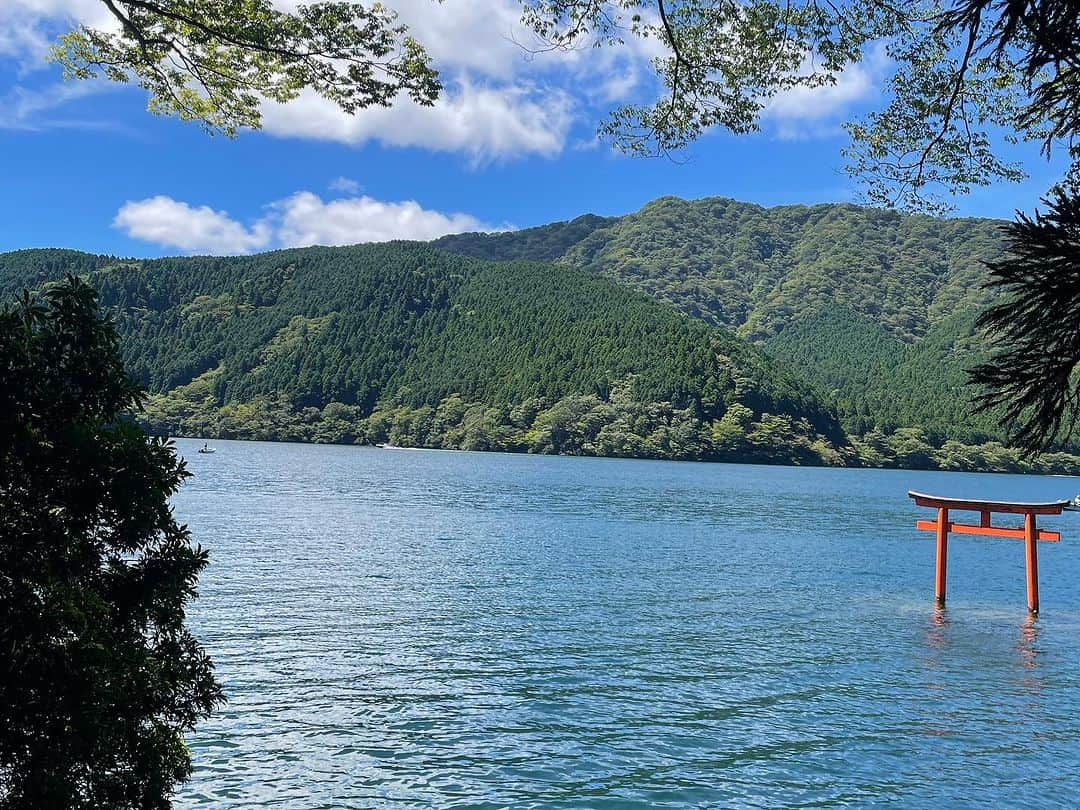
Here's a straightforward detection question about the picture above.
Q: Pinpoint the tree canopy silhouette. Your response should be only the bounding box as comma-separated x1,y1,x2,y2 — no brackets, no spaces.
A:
0,278,223,808
971,193,1080,452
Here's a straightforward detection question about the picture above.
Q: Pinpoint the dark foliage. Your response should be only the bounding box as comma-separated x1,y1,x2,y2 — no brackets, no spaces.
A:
971,192,1080,452
765,305,1002,444
0,278,222,809
934,0,1080,455
940,0,1080,158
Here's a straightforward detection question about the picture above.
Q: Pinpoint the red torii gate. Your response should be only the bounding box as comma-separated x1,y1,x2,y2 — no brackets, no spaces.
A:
909,491,1068,614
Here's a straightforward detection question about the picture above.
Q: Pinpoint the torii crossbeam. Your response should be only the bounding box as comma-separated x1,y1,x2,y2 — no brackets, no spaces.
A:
908,491,1069,614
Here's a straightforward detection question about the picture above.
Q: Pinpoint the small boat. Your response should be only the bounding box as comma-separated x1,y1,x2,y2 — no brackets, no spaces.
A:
198,443,216,454
1066,494,1080,511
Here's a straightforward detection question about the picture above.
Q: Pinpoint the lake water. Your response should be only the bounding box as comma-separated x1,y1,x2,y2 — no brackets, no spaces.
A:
172,439,1080,807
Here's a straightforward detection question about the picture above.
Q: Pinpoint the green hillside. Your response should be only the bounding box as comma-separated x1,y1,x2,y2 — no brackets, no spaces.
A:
435,196,1013,445
438,197,1004,340
763,306,999,442
434,214,615,263
4,236,1076,472
0,244,845,465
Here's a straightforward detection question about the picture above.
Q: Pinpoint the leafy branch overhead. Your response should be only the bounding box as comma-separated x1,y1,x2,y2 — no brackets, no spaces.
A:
525,0,901,149
54,0,441,134
522,0,1074,213
53,0,1076,211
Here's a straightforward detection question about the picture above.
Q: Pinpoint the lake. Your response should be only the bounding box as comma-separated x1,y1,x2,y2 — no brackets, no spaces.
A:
172,439,1080,807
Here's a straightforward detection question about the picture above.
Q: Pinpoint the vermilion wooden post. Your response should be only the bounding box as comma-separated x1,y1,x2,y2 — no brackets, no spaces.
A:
1025,513,1040,614
935,507,949,604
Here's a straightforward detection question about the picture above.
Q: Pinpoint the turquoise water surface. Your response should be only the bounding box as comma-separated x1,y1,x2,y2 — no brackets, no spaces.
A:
172,440,1080,807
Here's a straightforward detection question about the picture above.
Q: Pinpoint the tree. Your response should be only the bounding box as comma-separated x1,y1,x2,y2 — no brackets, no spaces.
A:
521,0,1073,210
55,0,440,134
54,0,1071,207
969,192,1080,452
0,278,223,808
941,1,1080,455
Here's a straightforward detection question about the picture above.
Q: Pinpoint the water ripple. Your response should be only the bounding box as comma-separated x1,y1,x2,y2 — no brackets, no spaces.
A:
172,441,1080,807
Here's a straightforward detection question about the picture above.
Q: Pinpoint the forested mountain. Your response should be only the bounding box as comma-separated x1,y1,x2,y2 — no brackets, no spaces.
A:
434,214,615,263
759,304,1004,438
0,244,846,465
434,196,1012,445
5,194,1075,472
436,197,1003,339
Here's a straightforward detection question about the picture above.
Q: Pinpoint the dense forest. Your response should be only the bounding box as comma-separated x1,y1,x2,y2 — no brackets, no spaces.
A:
3,195,1077,473
434,196,1014,445
0,243,853,466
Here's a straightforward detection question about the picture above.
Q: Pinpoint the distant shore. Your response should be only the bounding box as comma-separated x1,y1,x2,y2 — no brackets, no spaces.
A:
163,431,1080,477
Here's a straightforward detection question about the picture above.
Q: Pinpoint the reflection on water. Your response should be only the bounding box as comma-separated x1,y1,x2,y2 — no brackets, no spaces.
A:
1017,617,1043,697
919,606,1053,744
1018,617,1040,667
171,441,1080,807
926,604,950,648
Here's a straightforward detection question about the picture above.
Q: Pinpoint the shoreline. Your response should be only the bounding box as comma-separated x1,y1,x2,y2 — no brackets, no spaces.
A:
164,433,1080,478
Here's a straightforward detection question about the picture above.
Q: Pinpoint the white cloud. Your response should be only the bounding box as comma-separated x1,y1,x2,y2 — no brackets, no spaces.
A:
261,80,573,162
114,196,272,254
113,191,500,254
0,80,105,129
328,176,362,194
0,1,123,130
0,0,116,66
1,0,671,159
763,47,889,139
0,16,51,65
391,0,533,80
270,191,494,246
256,0,662,160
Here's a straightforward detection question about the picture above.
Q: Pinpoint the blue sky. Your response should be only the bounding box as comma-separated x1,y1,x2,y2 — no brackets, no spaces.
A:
0,1,1069,257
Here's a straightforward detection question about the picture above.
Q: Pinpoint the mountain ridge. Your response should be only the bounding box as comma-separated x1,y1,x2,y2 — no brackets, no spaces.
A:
5,195,1075,470
0,241,849,466
433,195,1011,445
435,195,1005,341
